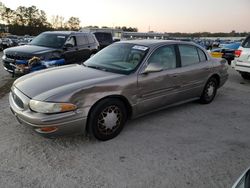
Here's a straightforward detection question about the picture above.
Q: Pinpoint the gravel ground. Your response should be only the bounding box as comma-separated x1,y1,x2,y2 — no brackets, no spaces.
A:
0,51,250,188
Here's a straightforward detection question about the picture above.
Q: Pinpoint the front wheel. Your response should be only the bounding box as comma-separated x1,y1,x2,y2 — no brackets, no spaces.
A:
88,98,127,141
199,77,218,104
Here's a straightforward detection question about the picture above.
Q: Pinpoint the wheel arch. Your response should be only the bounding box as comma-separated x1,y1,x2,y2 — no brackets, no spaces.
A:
209,74,221,87
86,94,133,132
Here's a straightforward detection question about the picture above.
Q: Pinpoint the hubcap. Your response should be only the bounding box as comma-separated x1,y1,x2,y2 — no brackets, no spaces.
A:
207,84,215,97
97,105,122,134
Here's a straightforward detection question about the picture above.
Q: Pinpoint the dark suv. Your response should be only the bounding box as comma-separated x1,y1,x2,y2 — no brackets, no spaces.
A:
2,31,99,73
93,32,113,49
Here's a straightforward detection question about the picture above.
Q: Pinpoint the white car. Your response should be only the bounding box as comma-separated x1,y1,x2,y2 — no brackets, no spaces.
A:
234,36,250,80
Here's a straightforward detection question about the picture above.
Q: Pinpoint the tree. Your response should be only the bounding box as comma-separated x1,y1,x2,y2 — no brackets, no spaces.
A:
13,6,27,26
66,17,80,30
1,6,15,24
51,15,65,29
121,26,138,32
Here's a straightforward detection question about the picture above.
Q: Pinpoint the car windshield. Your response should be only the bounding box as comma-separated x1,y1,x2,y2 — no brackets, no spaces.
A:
84,43,149,75
29,33,68,48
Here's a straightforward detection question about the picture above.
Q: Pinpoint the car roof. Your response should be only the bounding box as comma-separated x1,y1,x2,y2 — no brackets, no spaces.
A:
119,39,197,48
42,31,91,36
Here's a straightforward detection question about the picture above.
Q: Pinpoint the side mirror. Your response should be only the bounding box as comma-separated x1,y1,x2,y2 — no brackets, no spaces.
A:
142,63,163,74
232,168,250,188
64,43,74,49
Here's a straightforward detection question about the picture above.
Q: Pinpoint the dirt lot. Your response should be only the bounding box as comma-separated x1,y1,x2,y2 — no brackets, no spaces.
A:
0,51,250,188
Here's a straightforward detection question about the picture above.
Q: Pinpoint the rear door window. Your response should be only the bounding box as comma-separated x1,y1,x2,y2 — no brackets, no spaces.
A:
179,45,200,67
76,35,89,46
242,37,250,48
87,35,95,44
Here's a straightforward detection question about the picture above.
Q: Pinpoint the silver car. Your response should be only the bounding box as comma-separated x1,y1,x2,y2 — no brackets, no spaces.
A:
9,40,228,141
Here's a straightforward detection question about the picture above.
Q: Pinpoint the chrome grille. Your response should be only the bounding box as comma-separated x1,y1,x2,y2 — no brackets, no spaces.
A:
6,54,31,60
12,92,24,109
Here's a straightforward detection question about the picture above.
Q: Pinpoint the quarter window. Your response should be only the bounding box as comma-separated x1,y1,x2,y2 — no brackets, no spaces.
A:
148,45,176,70
197,48,207,62
179,45,200,67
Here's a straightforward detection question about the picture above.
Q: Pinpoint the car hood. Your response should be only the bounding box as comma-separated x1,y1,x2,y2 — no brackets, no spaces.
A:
4,45,57,56
14,64,123,100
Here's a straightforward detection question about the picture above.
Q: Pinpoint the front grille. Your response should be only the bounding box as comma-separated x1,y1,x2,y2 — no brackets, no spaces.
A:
6,54,31,60
3,61,14,71
12,92,24,109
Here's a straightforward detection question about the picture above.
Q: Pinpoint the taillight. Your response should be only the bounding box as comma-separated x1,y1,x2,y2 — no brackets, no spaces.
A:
235,50,242,57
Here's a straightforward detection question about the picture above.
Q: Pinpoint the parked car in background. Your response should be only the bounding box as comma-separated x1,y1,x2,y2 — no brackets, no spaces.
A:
233,35,250,80
9,40,228,141
18,37,33,46
1,38,14,49
2,31,99,74
93,31,113,49
210,42,241,64
6,35,19,46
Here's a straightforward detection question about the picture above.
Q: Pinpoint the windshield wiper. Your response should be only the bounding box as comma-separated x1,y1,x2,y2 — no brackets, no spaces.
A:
83,64,108,72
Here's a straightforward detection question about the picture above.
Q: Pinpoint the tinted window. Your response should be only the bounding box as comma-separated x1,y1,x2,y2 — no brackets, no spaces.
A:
76,35,88,46
94,32,113,43
148,45,176,70
179,45,200,67
197,48,207,62
65,36,76,46
242,37,250,48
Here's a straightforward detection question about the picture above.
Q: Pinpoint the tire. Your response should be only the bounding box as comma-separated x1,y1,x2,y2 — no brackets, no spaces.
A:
88,98,127,141
240,72,250,80
200,77,218,104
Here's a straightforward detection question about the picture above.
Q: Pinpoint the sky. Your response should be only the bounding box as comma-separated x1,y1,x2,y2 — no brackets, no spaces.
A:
1,0,250,33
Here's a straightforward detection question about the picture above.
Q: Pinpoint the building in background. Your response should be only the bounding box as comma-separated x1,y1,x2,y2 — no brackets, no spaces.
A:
80,27,169,40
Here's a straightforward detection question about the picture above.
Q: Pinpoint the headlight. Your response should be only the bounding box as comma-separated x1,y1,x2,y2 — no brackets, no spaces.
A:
2,50,6,59
29,100,77,114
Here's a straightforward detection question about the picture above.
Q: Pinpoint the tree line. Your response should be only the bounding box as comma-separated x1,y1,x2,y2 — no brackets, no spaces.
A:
0,2,81,35
0,2,138,36
168,31,249,38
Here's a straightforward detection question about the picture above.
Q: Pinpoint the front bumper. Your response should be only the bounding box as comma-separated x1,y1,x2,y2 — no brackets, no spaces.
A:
2,57,15,73
9,87,87,137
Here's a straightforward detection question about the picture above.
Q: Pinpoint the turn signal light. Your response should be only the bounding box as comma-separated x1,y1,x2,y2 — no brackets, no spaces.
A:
36,126,58,133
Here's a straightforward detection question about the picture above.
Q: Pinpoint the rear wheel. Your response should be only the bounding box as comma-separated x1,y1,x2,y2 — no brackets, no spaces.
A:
88,98,127,141
240,72,250,80
200,77,218,104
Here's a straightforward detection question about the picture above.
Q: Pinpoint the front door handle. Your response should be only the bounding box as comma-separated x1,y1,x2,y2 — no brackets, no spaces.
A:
171,74,178,77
